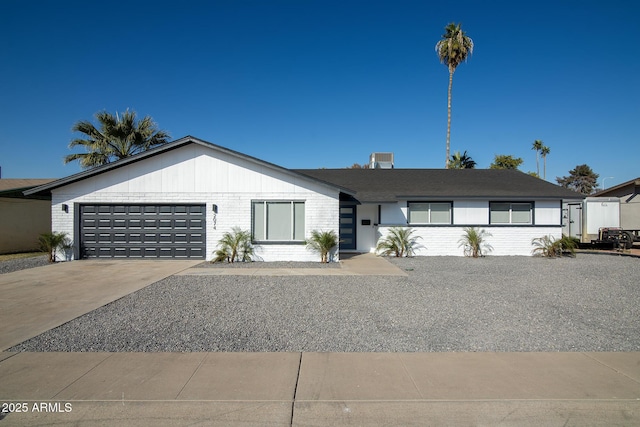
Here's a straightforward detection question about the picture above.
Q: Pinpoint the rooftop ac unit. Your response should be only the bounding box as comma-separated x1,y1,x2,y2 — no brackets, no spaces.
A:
369,152,394,169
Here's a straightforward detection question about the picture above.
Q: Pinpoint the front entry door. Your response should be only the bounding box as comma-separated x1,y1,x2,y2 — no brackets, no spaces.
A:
339,205,356,250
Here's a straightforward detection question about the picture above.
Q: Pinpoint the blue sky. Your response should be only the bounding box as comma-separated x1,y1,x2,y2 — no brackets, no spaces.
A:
1,0,638,189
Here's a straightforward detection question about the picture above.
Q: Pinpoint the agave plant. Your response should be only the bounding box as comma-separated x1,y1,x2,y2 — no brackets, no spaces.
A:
212,227,254,263
38,231,71,263
458,227,493,258
305,230,339,263
376,227,421,257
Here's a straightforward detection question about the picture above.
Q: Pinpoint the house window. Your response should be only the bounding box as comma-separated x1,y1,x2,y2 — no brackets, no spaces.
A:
408,202,452,224
490,202,532,224
252,201,305,241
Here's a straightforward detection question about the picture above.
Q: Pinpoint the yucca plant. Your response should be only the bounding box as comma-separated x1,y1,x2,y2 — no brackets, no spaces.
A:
212,227,254,263
305,230,339,263
458,227,493,258
38,231,70,263
376,227,420,257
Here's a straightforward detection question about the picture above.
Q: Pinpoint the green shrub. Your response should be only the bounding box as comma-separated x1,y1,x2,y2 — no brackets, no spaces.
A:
38,232,71,263
532,234,577,258
532,235,558,257
305,230,339,263
376,227,421,257
558,234,578,256
212,227,254,263
458,227,493,257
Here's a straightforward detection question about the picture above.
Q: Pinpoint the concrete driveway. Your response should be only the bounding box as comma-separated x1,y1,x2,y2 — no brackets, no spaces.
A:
0,260,200,351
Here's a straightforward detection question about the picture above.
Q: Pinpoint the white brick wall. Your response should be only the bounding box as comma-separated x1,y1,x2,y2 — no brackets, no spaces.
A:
377,225,562,256
374,200,564,256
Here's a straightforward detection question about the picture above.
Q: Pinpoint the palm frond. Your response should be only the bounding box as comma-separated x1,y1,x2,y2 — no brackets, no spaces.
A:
305,230,338,263
376,227,421,257
65,109,170,168
212,227,253,263
458,227,492,257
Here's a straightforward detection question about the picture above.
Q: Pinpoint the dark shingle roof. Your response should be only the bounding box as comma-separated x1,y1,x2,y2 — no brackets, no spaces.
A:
592,177,640,197
294,169,584,202
0,179,56,199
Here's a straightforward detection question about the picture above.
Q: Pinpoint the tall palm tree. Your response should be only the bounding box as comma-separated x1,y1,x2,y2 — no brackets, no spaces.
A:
540,145,550,180
449,150,476,169
64,110,170,169
531,140,543,176
436,23,474,169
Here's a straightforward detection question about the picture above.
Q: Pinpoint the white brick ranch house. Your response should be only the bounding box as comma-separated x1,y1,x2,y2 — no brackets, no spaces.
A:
26,136,583,261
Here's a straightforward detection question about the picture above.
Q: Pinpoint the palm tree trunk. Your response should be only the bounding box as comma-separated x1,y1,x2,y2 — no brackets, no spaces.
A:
446,68,454,168
543,155,547,180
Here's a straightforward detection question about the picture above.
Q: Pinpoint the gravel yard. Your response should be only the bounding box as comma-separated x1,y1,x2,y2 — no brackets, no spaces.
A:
0,254,49,274
9,254,640,352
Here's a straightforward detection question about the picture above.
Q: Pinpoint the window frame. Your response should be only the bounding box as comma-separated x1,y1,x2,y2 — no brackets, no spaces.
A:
407,201,453,225
251,200,305,242
489,201,534,225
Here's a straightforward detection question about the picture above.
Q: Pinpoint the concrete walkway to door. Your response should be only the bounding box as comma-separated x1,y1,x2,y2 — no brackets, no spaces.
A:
0,260,200,351
178,253,408,277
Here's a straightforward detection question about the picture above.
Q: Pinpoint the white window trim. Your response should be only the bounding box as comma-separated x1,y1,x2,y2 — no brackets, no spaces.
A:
489,202,533,224
407,202,452,225
252,200,305,242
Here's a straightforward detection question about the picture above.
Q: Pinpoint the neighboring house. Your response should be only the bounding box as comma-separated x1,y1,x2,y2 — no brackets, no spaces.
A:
0,179,55,254
26,136,583,261
592,178,640,230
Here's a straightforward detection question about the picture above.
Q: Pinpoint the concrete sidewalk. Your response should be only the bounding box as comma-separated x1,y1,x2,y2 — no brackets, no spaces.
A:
1,351,639,426
0,260,200,351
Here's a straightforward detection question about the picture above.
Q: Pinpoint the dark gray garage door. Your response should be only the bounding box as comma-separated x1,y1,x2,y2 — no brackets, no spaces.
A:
80,204,206,258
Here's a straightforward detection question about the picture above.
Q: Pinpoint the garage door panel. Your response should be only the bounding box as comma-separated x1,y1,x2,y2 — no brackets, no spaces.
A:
80,204,206,259
129,247,142,257
143,233,158,243
190,219,204,229
144,219,157,228
190,233,204,243
82,218,97,228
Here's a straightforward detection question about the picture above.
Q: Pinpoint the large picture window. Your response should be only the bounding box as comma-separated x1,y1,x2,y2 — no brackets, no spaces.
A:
408,202,452,224
252,201,305,241
490,202,532,224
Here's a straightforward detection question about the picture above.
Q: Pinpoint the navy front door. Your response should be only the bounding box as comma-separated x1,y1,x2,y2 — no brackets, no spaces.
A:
339,205,356,250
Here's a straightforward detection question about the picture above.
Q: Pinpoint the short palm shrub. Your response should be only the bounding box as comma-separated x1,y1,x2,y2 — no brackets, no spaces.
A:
305,230,339,263
532,234,577,258
212,227,254,263
531,235,561,258
458,227,493,258
558,234,578,256
376,227,420,257
39,231,71,263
